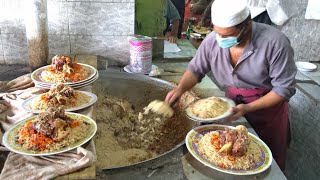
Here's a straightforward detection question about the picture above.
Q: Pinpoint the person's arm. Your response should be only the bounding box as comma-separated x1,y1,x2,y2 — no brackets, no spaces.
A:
165,70,199,104
166,0,181,43
169,19,180,43
226,91,286,121
198,0,213,26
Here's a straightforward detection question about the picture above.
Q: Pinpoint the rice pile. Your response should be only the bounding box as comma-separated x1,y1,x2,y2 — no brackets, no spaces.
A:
197,131,262,170
190,97,229,119
95,95,190,168
41,64,91,83
30,91,91,111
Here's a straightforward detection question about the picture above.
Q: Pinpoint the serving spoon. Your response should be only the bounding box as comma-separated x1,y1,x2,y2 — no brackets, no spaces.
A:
144,100,175,118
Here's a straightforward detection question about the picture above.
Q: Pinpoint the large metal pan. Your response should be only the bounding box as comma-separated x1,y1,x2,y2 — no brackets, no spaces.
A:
94,71,198,169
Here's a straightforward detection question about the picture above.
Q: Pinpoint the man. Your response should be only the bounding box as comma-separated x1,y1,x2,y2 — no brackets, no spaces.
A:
164,0,181,43
165,0,296,171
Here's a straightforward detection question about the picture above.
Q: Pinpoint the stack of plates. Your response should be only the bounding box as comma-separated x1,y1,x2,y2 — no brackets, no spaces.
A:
31,63,99,89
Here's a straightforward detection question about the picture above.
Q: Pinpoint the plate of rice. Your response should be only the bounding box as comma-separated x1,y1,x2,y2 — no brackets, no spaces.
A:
31,55,97,86
2,108,97,156
22,83,97,113
185,124,272,175
185,96,235,123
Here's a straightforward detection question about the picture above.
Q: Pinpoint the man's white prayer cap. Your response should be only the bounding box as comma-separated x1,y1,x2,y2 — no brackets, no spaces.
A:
211,0,250,28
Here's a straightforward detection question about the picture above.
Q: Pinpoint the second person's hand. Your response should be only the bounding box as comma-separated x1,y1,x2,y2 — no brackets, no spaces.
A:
168,36,178,43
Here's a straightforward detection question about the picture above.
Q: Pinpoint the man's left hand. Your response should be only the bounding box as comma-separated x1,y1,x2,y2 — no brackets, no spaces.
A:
168,36,177,43
225,104,250,121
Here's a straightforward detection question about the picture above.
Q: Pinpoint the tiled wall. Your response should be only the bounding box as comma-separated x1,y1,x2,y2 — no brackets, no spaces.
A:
0,0,134,65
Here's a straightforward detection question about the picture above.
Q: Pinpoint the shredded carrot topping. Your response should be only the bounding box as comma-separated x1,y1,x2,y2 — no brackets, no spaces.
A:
70,121,81,128
18,122,53,151
228,155,236,162
211,134,221,151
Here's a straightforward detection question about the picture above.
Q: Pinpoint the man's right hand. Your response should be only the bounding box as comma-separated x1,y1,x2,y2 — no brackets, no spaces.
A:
165,88,185,105
165,70,200,105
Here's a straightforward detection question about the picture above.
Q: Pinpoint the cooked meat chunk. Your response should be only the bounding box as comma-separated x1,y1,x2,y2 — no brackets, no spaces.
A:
33,107,71,140
218,125,249,157
51,55,73,72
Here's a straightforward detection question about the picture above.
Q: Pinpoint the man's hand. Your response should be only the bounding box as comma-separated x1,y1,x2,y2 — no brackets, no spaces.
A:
165,87,184,105
168,36,178,43
225,104,250,121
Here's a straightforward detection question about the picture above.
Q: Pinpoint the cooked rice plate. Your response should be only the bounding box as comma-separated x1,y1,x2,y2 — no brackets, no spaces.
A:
15,107,91,152
41,55,92,83
29,83,91,111
190,97,229,119
197,125,262,170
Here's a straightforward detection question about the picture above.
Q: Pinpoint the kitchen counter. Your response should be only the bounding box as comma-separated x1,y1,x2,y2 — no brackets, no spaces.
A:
154,39,197,62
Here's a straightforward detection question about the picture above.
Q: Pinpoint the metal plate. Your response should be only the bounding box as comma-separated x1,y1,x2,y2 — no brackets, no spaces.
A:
185,97,235,123
2,112,97,156
95,71,199,169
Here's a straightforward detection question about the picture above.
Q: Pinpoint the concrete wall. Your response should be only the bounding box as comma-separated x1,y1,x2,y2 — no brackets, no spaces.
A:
0,0,134,65
281,0,320,62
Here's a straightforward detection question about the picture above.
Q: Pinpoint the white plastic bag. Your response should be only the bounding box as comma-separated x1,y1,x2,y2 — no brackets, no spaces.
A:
305,0,320,20
247,0,289,25
266,0,289,25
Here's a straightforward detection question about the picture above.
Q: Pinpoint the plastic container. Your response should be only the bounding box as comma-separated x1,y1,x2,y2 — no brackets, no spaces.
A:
128,35,153,74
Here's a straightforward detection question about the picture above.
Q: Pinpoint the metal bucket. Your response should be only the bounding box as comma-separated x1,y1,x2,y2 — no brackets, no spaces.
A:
128,35,153,74
94,71,198,169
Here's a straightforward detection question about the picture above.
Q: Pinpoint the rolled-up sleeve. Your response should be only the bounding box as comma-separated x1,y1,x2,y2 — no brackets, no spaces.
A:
269,40,297,100
187,36,212,81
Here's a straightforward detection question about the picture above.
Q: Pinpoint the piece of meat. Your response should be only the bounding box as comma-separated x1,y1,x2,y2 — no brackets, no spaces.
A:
217,126,250,157
35,120,54,136
60,86,74,97
224,128,238,144
219,131,226,145
51,55,73,72
56,94,67,105
53,118,67,130
232,138,248,156
53,130,69,142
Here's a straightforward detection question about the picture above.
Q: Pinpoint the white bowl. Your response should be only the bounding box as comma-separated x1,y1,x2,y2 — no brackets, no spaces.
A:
296,62,317,72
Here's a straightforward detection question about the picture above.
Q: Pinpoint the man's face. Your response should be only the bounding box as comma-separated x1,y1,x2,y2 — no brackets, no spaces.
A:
213,25,244,39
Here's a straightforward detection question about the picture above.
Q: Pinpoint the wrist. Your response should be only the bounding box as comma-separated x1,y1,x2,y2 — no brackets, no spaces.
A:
245,103,255,113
